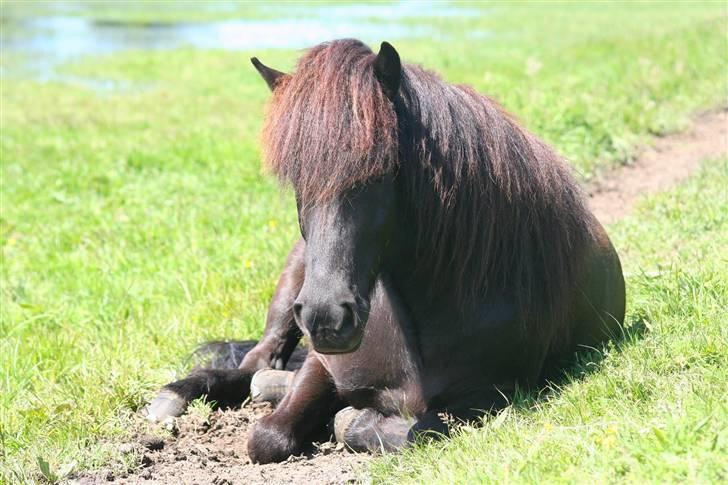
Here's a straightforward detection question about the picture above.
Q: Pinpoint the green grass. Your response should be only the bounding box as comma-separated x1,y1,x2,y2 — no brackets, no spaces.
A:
1,2,726,483
368,159,728,483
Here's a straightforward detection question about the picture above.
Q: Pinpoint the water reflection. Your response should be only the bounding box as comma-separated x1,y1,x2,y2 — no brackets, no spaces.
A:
0,1,482,90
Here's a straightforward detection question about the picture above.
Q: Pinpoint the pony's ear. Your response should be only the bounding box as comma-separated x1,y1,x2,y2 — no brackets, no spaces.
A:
250,57,287,91
373,41,401,100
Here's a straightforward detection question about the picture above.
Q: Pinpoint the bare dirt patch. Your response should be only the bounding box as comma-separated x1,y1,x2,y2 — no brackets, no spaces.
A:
69,109,727,485
70,403,369,485
587,109,727,225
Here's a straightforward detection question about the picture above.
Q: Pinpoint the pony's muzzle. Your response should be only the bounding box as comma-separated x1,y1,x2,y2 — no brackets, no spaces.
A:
293,300,364,354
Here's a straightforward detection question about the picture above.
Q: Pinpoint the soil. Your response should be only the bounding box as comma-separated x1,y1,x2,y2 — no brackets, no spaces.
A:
68,109,727,485
587,109,727,225
69,403,369,485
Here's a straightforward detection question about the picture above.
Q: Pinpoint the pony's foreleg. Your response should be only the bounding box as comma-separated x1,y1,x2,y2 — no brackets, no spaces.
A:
237,239,305,373
247,353,341,464
334,406,485,453
145,240,306,422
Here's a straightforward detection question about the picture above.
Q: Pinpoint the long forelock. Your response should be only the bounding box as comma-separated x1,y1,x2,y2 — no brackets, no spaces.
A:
262,40,398,207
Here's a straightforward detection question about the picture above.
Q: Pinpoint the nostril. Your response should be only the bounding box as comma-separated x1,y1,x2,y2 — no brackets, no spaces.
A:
292,302,303,323
334,302,355,331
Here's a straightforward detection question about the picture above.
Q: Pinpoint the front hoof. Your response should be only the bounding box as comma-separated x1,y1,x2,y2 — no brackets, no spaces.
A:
143,389,187,422
247,418,300,464
334,406,381,452
334,406,365,443
250,369,295,404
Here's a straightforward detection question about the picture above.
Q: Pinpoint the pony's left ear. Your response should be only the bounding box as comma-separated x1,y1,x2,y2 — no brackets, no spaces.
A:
250,57,287,91
373,42,401,100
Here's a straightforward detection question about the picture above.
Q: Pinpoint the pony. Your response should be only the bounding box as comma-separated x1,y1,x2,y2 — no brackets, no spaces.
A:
145,39,625,463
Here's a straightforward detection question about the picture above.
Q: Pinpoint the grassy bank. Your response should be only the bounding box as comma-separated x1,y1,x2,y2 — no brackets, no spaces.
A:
369,159,728,483
1,3,726,482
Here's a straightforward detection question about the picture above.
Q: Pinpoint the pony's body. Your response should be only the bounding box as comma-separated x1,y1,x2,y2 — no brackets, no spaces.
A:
146,39,625,463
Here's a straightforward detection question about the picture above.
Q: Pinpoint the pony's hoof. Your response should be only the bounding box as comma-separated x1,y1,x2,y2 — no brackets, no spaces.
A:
334,406,368,444
335,407,412,452
248,416,301,464
143,389,187,422
250,369,295,403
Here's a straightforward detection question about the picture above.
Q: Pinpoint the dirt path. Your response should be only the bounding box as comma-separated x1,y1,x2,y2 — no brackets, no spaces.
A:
588,109,727,225
69,109,727,485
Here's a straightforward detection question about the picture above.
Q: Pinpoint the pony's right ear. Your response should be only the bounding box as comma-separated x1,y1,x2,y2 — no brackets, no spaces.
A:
373,41,401,100
250,57,287,91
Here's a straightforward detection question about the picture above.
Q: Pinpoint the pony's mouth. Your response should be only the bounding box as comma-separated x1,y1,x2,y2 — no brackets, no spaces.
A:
312,337,363,355
310,321,365,354
311,324,364,354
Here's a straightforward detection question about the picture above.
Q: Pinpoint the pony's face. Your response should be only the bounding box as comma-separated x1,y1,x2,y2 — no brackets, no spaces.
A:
252,41,402,353
293,175,397,354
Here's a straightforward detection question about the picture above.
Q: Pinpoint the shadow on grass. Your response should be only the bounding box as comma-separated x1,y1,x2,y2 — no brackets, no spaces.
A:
508,313,650,413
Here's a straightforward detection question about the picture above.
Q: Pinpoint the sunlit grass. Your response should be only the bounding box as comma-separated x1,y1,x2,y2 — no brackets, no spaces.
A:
369,160,728,483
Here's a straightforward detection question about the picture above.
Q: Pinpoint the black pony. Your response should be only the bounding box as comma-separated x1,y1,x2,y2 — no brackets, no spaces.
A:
146,39,625,463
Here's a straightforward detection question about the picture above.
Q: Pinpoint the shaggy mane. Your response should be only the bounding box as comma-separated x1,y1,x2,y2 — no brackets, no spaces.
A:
262,39,595,328
263,40,397,206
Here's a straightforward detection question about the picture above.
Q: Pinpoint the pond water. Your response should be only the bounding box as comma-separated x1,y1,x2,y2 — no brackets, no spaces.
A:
1,1,482,91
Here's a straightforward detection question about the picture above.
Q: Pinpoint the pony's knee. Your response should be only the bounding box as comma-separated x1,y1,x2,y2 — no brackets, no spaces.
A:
247,415,300,464
238,343,275,373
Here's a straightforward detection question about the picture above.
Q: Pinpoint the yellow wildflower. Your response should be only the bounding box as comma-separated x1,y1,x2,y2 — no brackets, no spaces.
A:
597,425,618,448
601,433,617,448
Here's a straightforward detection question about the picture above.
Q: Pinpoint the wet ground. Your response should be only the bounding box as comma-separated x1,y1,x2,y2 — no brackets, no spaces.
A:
1,1,482,90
